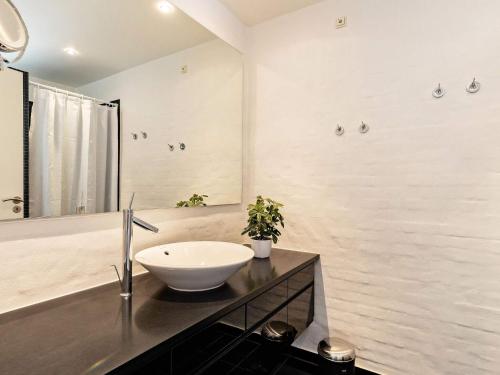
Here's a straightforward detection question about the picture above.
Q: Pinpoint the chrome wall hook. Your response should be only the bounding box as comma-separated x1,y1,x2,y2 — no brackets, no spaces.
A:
432,83,445,98
168,144,174,151
466,77,480,93
141,131,148,139
179,142,186,150
131,133,138,140
335,124,344,136
359,122,369,134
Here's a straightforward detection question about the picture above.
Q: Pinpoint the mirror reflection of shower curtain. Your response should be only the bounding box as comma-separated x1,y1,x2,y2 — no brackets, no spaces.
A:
29,87,118,217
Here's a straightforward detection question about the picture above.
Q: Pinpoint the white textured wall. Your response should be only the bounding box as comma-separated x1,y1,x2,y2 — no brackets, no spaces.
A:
246,0,500,374
80,39,243,210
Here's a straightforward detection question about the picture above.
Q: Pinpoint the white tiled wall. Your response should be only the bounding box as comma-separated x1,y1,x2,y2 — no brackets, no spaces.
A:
245,0,500,373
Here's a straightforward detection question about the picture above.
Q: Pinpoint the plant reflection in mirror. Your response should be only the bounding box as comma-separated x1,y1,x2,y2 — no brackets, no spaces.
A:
176,194,208,207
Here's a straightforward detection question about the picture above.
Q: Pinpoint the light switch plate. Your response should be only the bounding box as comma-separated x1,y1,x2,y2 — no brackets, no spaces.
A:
336,16,347,28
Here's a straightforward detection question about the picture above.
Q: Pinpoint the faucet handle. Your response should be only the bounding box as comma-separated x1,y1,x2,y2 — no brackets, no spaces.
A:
128,193,135,210
111,265,123,287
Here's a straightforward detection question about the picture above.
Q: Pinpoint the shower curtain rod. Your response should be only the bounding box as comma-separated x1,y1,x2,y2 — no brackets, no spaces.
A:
29,81,118,107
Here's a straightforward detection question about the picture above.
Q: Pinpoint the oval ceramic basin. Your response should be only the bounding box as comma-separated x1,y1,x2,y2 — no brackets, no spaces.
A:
135,241,254,292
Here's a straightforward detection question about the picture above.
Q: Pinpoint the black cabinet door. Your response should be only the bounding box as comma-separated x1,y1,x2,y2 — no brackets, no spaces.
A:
171,305,246,375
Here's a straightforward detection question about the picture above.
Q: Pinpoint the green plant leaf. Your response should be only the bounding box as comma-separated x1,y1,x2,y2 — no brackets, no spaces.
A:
176,193,208,208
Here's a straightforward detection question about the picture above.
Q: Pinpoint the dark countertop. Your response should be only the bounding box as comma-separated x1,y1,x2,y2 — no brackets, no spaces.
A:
0,248,318,375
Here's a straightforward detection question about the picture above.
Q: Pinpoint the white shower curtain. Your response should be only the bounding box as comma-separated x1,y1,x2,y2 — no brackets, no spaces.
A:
29,87,118,218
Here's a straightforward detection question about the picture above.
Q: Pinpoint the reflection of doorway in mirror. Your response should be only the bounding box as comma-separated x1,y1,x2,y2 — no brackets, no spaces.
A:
0,68,24,220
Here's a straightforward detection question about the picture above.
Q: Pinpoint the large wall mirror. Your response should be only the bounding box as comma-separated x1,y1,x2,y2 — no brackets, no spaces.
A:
0,0,243,221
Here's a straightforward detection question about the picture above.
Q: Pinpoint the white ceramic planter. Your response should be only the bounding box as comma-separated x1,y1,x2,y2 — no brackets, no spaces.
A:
251,239,272,258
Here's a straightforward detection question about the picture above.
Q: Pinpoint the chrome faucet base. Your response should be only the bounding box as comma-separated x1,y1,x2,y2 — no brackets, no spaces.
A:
118,193,159,298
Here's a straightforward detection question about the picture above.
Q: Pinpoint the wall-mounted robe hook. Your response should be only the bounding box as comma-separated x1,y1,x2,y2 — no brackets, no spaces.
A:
335,124,344,136
359,122,369,134
141,131,148,139
466,77,480,93
168,144,174,151
179,142,186,150
131,133,138,140
432,83,445,98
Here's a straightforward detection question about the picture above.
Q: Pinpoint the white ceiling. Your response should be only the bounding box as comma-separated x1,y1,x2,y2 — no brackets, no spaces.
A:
219,0,325,26
11,0,216,87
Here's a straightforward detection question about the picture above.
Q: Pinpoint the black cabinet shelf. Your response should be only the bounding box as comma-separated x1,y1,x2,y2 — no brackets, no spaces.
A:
115,264,315,375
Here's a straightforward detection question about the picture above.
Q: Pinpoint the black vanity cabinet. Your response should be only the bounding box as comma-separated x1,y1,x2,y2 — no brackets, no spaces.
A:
0,249,318,375
114,261,315,375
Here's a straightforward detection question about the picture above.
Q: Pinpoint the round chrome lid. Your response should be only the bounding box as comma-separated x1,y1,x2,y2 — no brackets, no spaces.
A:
261,320,297,343
318,337,356,362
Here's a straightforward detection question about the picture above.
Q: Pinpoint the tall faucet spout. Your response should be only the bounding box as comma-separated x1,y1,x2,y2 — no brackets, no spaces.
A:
121,194,159,298
133,217,159,233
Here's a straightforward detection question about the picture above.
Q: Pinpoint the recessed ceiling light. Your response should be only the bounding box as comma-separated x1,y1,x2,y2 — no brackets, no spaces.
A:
63,47,79,56
158,1,175,13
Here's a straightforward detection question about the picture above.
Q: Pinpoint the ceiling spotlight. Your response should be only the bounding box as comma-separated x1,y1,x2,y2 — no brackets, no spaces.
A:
63,47,79,56
158,1,175,13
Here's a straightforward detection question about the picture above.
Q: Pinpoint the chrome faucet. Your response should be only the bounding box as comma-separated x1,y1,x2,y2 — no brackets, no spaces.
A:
114,193,159,298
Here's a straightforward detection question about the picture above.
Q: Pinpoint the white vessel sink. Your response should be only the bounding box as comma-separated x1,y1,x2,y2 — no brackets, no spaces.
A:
135,241,254,292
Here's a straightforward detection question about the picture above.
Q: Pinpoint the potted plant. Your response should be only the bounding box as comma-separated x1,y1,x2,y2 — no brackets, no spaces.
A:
242,195,285,258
